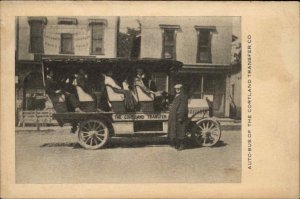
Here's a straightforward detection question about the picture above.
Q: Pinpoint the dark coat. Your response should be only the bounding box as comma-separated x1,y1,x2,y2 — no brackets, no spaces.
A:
45,78,80,111
45,78,61,96
44,78,63,104
168,93,189,141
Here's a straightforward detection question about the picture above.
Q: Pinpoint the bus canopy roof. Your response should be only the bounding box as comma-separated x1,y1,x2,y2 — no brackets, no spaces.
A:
42,57,183,74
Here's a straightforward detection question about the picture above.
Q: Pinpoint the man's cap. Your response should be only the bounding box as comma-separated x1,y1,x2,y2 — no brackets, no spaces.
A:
174,83,183,89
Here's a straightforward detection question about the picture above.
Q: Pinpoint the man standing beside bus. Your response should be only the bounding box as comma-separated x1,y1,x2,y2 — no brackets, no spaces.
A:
168,83,189,151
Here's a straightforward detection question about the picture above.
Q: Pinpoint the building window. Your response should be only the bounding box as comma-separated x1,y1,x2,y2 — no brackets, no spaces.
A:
195,26,216,63
160,25,180,60
152,73,168,92
60,33,74,54
196,30,212,63
162,29,176,59
28,19,46,53
90,23,105,55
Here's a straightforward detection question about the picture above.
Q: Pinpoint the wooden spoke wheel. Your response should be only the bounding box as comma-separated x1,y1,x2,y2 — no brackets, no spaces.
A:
194,118,221,147
78,120,109,150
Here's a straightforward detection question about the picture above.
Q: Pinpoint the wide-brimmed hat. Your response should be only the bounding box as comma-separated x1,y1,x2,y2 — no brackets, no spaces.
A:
174,83,183,89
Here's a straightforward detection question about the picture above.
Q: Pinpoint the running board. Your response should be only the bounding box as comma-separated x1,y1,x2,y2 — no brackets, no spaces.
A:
134,131,167,134
114,131,167,137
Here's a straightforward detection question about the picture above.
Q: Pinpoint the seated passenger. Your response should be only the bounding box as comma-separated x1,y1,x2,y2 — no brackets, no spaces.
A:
73,69,95,102
104,70,122,89
45,71,81,111
133,68,166,111
103,70,137,111
45,70,82,133
133,67,163,97
133,68,156,95
63,75,77,96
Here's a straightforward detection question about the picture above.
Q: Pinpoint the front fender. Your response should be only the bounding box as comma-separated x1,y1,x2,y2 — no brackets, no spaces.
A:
188,109,209,122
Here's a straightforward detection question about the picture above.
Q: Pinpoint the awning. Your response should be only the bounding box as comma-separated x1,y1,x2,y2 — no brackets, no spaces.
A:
179,64,232,74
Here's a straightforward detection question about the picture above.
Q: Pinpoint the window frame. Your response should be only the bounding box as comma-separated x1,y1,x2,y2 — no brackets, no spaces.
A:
195,26,216,63
160,25,180,60
60,33,74,54
151,72,169,92
90,23,105,55
28,19,46,54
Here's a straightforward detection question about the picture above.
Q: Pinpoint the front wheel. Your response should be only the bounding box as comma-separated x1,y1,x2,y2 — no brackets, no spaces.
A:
78,119,109,150
193,118,221,147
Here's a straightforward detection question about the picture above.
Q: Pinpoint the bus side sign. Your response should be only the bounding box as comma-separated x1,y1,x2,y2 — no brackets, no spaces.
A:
113,113,169,121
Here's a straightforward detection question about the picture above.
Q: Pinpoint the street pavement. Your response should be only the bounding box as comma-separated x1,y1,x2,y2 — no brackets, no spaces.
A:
16,128,241,184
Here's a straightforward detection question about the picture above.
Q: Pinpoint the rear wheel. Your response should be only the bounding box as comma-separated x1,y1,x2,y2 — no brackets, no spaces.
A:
78,119,109,149
194,118,221,147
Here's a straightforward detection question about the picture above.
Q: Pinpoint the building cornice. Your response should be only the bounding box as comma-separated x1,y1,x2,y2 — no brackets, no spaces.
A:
28,17,47,25
88,19,108,26
159,24,181,29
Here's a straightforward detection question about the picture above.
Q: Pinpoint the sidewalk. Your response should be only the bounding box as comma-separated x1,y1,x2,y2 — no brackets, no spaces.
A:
15,125,69,131
215,117,241,131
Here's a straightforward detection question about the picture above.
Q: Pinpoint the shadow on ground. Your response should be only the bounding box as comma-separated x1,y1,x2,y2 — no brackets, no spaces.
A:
40,137,227,150
211,140,227,147
40,142,80,148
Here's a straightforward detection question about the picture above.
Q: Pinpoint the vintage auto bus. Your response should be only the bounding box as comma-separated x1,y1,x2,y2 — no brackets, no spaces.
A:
42,57,221,149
